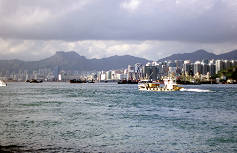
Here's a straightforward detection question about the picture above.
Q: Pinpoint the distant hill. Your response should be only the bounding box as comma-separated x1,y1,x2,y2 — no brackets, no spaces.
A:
0,51,149,73
89,55,149,70
217,50,237,60
1,49,237,74
158,49,237,62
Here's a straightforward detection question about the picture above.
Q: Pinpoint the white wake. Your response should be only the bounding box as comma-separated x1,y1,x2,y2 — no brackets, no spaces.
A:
180,88,213,92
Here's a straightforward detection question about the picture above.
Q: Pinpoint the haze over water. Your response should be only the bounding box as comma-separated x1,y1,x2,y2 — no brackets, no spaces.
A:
0,83,237,152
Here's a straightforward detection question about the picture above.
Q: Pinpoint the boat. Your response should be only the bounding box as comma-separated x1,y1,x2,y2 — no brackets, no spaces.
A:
70,79,86,83
25,79,43,83
87,79,95,83
118,80,138,84
0,80,7,86
138,77,183,91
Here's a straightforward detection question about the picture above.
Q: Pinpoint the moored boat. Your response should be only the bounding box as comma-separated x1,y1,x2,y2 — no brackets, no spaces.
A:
138,77,183,91
0,80,7,87
25,79,43,83
70,79,86,83
118,80,138,84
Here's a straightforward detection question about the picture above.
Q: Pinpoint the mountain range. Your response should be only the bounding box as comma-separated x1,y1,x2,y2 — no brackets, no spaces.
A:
0,49,237,74
0,51,149,73
158,49,237,62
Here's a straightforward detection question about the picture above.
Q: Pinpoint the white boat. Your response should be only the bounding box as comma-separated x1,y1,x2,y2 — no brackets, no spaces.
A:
138,77,183,91
0,80,7,87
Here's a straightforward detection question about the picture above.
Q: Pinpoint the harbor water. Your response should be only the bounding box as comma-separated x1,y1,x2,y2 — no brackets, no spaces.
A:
0,83,237,152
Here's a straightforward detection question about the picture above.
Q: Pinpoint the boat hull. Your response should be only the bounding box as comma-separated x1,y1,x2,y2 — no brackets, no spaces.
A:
138,86,183,91
138,78,183,91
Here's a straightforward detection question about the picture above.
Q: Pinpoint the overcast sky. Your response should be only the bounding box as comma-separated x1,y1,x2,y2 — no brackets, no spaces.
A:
0,0,237,61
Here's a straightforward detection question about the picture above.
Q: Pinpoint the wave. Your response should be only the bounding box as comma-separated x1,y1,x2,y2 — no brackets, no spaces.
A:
180,88,213,92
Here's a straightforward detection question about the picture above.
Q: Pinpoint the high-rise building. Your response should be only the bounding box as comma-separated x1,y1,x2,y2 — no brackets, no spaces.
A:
58,74,62,81
100,73,106,81
231,60,237,67
183,60,191,75
127,65,135,80
194,61,202,75
209,61,216,76
117,74,127,80
215,60,224,74
201,62,209,75
106,71,112,80
224,60,231,70
128,65,135,73
142,66,158,81
135,63,143,80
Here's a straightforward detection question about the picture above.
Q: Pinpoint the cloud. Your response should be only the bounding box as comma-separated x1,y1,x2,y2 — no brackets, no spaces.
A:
1,38,237,61
0,0,237,61
121,0,141,12
0,0,236,43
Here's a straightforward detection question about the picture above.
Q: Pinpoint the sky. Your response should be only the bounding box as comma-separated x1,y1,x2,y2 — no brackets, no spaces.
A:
0,0,237,61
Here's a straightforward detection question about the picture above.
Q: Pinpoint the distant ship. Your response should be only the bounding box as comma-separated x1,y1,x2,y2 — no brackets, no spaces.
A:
0,80,7,87
25,79,43,83
138,77,183,91
118,80,138,84
70,79,87,83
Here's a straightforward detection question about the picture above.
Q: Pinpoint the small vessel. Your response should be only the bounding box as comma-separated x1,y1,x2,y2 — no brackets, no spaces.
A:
138,77,183,91
70,79,86,83
87,79,95,83
0,80,7,87
118,80,138,84
26,79,43,83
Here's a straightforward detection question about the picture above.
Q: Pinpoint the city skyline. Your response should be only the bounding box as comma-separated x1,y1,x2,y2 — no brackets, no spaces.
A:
1,55,236,83
0,0,237,61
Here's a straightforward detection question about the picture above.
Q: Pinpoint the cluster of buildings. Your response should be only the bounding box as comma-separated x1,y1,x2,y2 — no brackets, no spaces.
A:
92,59,237,82
0,59,237,82
0,68,81,82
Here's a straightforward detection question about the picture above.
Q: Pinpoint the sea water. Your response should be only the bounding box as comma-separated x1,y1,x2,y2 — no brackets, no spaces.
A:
0,83,237,152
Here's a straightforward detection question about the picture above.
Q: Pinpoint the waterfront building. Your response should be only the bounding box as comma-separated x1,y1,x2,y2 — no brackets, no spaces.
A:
209,61,216,76
231,60,237,67
183,60,191,75
100,72,106,81
134,63,143,80
194,61,202,75
117,74,127,80
128,65,135,73
201,62,209,75
96,72,101,81
127,65,135,80
111,70,119,80
215,60,225,74
106,71,112,80
58,74,62,81
142,66,158,81
224,60,231,70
